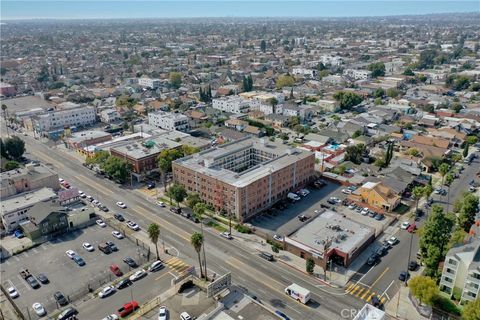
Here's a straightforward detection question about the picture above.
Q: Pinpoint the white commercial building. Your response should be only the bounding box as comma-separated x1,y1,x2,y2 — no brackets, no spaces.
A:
31,105,96,132
148,111,190,132
320,55,343,66
343,69,372,80
100,108,121,123
138,77,161,89
1,187,58,232
439,240,480,303
212,96,249,114
292,68,317,78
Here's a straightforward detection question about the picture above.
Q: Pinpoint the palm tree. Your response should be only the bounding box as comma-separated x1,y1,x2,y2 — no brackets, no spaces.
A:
190,232,204,278
2,104,9,136
439,163,450,187
412,186,424,214
147,223,160,260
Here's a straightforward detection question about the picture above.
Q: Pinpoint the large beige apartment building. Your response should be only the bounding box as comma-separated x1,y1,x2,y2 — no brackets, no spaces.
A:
172,137,315,221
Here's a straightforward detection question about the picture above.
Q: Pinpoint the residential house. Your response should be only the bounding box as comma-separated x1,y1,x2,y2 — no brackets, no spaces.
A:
349,181,401,212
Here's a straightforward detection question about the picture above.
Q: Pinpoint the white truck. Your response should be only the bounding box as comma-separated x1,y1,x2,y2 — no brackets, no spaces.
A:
287,192,301,202
285,284,311,304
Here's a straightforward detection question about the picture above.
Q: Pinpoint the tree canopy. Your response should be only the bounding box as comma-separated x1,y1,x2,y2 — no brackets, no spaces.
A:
276,74,295,89
3,136,25,160
333,91,363,110
344,144,367,165
169,72,182,89
167,183,187,207
409,276,439,306
367,62,385,78
463,298,480,320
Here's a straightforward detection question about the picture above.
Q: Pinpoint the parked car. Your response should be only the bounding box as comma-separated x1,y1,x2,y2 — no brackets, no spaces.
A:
53,291,68,306
149,260,164,272
83,242,94,252
273,234,283,241
7,287,19,299
170,207,181,214
370,295,382,308
220,232,233,240
158,306,167,320
66,250,77,259
129,270,147,281
117,301,139,318
116,201,127,209
99,285,116,298
126,221,140,231
32,302,46,316
112,231,124,239
99,243,112,254
298,214,310,222
366,253,379,266
341,189,352,194
408,261,418,271
376,246,388,257
56,307,78,320
274,310,290,320
110,264,123,277
407,224,417,233
106,241,118,251
387,237,398,246
399,271,410,282
114,213,125,222
116,278,132,289
37,273,49,284
14,230,24,238
156,201,166,207
73,255,86,266
374,213,384,221
180,312,192,320
123,257,138,268
400,221,410,230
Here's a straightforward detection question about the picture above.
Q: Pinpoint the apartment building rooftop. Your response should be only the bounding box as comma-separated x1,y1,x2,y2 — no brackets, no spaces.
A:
111,135,181,160
175,137,313,188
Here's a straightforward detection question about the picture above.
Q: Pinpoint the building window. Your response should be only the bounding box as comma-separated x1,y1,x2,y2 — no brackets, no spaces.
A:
448,259,457,266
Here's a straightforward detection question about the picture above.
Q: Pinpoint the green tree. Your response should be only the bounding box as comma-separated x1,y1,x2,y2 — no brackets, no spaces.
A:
463,142,469,158
147,223,161,259
417,49,437,70
438,163,450,186
408,276,439,306
0,138,7,158
451,103,463,113
157,148,184,191
367,62,386,78
419,205,454,277
85,150,110,166
462,298,480,320
374,88,385,98
115,94,136,108
406,148,420,157
4,136,25,160
276,74,295,89
102,156,131,183
260,40,266,52
466,136,478,145
413,186,424,214
186,193,202,209
457,194,480,232
193,202,206,221
167,183,187,207
4,160,19,171
448,227,467,249
190,232,204,278
344,144,367,165
445,173,454,186
181,145,200,156
384,141,394,167
423,184,433,200
403,68,415,76
169,72,182,89
386,88,401,98
352,130,362,139
453,76,470,91
333,91,363,110
306,258,315,274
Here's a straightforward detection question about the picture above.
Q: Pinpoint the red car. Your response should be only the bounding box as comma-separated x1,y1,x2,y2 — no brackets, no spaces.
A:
110,264,123,277
407,224,417,233
118,300,139,317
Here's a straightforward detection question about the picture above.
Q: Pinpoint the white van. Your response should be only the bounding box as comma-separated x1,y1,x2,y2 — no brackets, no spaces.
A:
287,192,301,202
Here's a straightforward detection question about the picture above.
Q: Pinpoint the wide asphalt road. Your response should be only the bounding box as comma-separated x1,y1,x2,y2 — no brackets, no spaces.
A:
13,130,364,320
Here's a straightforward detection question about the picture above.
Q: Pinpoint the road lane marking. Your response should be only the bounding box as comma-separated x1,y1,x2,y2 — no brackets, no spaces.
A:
32,248,39,254
369,267,390,289
155,272,171,281
355,287,365,297
74,175,113,196
360,289,372,300
366,292,375,302
345,283,355,293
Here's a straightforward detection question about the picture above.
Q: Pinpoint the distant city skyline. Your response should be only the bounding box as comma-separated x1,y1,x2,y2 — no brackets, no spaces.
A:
1,1,479,20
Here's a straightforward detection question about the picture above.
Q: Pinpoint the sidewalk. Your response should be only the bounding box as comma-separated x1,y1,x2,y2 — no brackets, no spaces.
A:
0,289,21,320
385,285,429,320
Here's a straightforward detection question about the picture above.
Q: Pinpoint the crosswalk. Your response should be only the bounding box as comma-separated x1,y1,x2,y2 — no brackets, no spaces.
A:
163,257,191,275
345,282,387,305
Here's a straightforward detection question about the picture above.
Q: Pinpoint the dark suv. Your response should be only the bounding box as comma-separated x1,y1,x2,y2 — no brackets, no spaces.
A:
54,291,68,306
366,253,379,266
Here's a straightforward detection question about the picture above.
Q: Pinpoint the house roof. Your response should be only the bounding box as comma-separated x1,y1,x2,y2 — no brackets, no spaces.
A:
28,201,68,226
411,135,450,149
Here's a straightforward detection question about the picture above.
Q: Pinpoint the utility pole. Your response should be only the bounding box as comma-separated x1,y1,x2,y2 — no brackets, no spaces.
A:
404,230,414,286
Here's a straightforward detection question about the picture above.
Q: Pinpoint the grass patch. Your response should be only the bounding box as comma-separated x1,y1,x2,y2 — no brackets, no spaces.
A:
234,224,252,234
433,294,462,316
158,197,174,206
206,220,227,233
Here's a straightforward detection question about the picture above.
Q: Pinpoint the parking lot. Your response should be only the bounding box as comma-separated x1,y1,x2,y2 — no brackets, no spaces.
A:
250,180,343,237
1,224,150,319
336,201,393,237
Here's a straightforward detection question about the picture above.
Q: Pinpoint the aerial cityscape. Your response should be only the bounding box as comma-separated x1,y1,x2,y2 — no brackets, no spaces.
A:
0,1,479,320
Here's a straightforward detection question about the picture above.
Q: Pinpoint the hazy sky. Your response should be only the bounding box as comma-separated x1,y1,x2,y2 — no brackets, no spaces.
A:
1,1,479,20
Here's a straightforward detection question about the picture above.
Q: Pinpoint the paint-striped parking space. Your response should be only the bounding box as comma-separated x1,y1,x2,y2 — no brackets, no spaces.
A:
163,257,191,275
345,282,387,305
